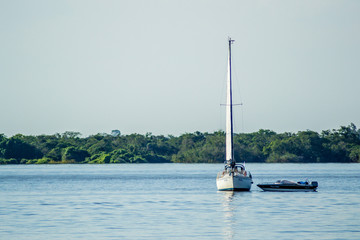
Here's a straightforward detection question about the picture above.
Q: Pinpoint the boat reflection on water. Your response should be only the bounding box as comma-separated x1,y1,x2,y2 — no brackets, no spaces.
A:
219,191,253,240
221,192,236,240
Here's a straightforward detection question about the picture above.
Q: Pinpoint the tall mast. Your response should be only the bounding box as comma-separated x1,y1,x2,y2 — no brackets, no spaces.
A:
226,37,235,167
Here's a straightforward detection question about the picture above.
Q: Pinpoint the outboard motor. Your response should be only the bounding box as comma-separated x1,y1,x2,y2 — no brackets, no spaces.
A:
311,181,318,187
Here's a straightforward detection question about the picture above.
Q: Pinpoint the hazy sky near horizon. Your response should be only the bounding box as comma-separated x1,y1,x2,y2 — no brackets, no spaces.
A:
1,0,359,137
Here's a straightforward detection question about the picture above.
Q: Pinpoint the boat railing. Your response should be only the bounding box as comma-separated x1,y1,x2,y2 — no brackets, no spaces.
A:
218,168,252,178
217,171,226,179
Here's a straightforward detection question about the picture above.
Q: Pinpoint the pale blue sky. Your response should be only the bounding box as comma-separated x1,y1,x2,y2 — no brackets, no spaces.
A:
1,0,359,136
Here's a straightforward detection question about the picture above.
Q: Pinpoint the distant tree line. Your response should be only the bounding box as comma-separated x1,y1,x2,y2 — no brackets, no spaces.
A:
1,124,360,164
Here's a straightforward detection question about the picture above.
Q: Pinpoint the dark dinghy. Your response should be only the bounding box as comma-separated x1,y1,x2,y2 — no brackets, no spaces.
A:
257,180,318,192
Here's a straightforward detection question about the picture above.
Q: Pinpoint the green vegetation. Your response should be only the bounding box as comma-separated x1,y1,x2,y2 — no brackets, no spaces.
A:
1,124,360,164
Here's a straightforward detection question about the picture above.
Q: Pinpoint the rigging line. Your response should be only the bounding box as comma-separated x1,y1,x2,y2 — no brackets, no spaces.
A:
241,103,245,132
230,41,246,133
230,46,244,109
218,48,230,133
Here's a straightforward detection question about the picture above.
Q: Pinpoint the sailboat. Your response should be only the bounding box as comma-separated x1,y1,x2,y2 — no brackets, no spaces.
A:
216,38,253,191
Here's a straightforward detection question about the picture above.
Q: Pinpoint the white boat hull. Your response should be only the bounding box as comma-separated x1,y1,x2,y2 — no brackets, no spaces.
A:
216,172,252,191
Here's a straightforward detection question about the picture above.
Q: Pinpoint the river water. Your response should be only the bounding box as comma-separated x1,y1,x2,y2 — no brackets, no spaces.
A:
1,163,359,240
